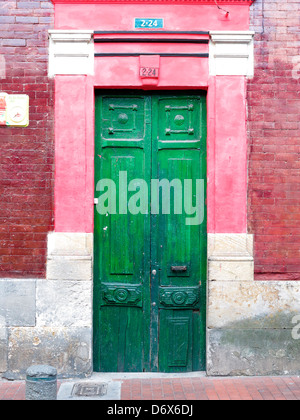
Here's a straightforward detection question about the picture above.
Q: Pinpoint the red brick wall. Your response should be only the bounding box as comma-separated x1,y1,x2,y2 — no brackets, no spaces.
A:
0,1,54,278
248,0,300,280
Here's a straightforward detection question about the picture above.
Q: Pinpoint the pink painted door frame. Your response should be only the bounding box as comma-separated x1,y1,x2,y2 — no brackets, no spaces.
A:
52,3,250,235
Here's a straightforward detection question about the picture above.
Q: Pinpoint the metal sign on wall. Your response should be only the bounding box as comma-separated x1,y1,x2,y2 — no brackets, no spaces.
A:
0,92,29,127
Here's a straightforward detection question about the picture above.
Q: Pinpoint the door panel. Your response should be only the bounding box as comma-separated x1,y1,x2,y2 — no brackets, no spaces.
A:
94,91,206,373
152,94,206,372
98,307,144,372
156,97,202,149
94,94,151,372
159,311,192,371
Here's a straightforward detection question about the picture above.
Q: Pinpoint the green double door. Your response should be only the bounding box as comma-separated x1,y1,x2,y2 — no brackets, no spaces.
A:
94,91,207,372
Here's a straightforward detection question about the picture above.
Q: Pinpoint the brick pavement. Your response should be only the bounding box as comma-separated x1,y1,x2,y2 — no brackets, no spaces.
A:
0,376,300,401
0,381,26,401
120,376,300,400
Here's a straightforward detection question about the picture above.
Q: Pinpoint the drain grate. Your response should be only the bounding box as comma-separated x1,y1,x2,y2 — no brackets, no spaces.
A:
72,382,108,398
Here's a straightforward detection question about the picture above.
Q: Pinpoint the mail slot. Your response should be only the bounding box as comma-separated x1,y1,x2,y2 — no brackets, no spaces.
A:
171,266,188,272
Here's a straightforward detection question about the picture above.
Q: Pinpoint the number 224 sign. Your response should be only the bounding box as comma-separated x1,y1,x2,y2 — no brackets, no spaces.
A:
140,67,159,79
135,19,164,29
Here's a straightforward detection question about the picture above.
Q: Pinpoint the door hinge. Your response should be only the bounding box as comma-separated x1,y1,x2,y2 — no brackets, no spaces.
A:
94,198,99,205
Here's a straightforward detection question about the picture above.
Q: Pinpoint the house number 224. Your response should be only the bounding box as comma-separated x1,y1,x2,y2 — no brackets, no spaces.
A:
140,67,159,79
135,18,164,29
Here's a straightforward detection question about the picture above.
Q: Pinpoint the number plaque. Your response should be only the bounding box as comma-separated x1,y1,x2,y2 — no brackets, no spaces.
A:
135,19,164,29
140,67,159,79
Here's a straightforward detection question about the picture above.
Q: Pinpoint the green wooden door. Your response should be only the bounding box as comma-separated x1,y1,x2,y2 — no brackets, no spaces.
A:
94,91,206,372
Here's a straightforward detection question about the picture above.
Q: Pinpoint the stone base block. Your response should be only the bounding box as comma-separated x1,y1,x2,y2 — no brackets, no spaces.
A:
208,233,253,259
46,257,92,281
0,279,36,327
208,233,254,282
0,231,94,379
207,278,300,375
47,232,93,257
4,327,92,380
36,280,92,328
209,259,254,282
206,233,300,376
208,281,300,329
207,328,300,376
46,232,93,281
0,321,7,373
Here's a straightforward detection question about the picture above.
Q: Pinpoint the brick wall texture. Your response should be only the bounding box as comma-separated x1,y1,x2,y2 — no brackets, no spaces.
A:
0,0,299,279
248,0,300,280
0,1,54,278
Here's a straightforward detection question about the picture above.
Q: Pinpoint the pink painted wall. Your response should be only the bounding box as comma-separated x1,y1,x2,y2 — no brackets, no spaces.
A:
207,76,247,233
54,4,249,31
53,4,250,234
54,76,94,232
94,56,209,89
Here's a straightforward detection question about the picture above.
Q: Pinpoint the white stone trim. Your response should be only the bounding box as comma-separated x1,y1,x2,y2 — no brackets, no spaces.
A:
208,233,254,282
47,232,93,257
209,31,255,77
208,233,254,259
48,30,94,77
46,232,93,281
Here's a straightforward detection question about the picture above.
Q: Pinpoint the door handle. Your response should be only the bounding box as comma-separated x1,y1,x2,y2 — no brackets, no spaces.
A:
171,266,187,272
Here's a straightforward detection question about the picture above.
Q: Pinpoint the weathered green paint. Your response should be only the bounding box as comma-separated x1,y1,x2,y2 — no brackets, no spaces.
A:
94,91,207,372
